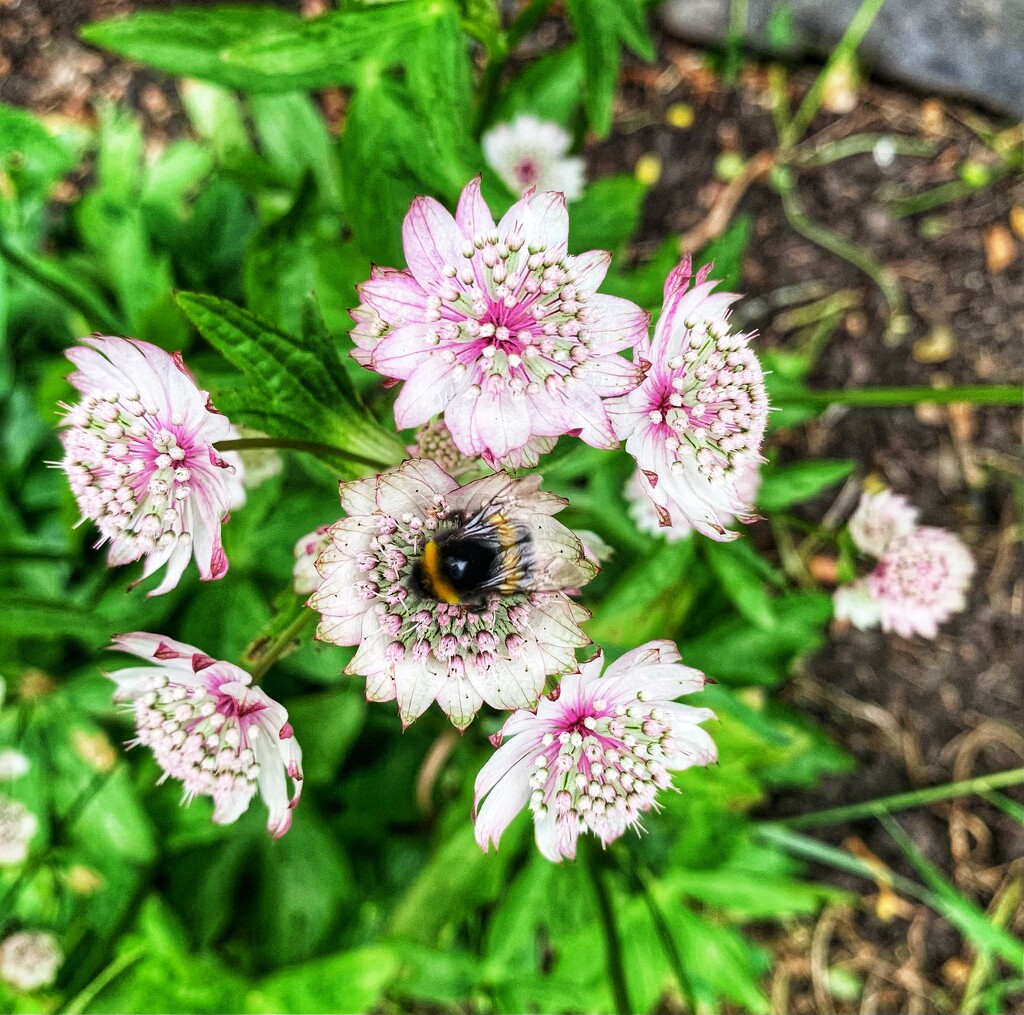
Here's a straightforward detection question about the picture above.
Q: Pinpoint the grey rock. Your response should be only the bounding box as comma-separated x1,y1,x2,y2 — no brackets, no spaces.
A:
659,0,1024,119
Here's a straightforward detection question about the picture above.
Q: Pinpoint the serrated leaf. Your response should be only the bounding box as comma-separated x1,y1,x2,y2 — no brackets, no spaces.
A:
175,291,403,473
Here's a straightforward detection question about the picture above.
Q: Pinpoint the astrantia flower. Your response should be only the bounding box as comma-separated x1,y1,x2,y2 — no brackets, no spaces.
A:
607,258,768,540
0,932,62,992
293,525,332,595
0,798,37,866
350,177,648,469
308,459,595,729
833,580,882,630
848,488,919,558
474,642,715,861
625,460,762,541
868,527,975,638
482,114,585,200
108,633,302,837
59,336,245,595
0,750,29,780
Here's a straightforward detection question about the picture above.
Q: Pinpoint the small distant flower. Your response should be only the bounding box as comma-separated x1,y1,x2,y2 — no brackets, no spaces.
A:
236,426,283,489
625,461,762,541
868,527,975,638
108,633,302,837
59,336,245,596
607,257,768,540
293,525,332,595
475,642,716,861
0,932,63,992
308,460,595,730
350,177,648,469
0,798,37,866
482,114,585,200
848,489,919,558
0,750,29,780
832,580,882,630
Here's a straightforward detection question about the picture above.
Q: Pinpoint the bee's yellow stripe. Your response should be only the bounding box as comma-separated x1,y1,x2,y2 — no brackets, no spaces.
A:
421,540,460,604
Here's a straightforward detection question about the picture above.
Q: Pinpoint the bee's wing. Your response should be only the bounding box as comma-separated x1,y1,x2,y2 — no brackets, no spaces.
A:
513,516,599,592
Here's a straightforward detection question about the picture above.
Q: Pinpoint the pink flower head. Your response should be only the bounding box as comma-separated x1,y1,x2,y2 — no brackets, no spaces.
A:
474,642,716,862
350,177,649,469
607,257,768,540
108,633,303,838
308,459,596,730
848,488,919,558
868,527,975,638
59,336,245,595
293,525,332,595
482,115,585,200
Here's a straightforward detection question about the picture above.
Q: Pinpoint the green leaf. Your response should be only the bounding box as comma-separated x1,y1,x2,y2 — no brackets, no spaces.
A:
249,92,341,206
219,1,450,92
695,214,751,291
175,291,403,473
682,592,832,685
339,76,438,264
568,174,648,253
702,539,776,629
253,806,355,966
80,7,305,92
566,0,653,136
757,458,855,511
491,45,585,131
286,689,366,787
0,103,77,199
247,946,400,1014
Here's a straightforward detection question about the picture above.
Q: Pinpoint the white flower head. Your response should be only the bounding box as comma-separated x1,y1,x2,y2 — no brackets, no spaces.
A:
0,798,37,866
108,634,303,838
848,489,919,558
0,750,30,781
293,525,332,595
474,642,716,862
833,580,883,630
483,114,585,200
309,460,596,730
0,932,63,993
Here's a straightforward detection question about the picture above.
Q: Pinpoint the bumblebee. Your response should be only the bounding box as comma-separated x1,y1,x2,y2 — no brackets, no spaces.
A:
414,503,528,606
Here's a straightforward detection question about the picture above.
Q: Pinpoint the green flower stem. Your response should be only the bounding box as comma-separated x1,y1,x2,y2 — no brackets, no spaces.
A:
63,946,147,1015
247,607,318,683
781,768,1024,830
214,437,394,471
778,384,1023,407
583,839,633,1015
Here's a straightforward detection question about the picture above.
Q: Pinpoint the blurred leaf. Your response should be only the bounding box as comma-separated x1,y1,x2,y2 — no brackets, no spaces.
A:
247,945,400,1014
568,174,648,254
72,766,158,867
176,291,403,473
253,806,355,966
682,592,832,685
603,234,680,311
587,538,697,648
702,539,776,629
0,103,77,200
695,214,751,291
204,2,448,92
81,7,305,92
286,689,366,787
757,459,855,511
249,93,340,206
387,942,480,1008
565,0,653,137
491,45,585,131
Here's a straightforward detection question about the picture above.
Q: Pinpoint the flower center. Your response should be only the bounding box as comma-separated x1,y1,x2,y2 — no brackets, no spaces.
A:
514,157,541,187
61,392,214,558
129,674,261,807
527,696,676,845
643,315,767,479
